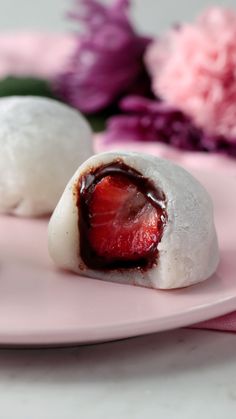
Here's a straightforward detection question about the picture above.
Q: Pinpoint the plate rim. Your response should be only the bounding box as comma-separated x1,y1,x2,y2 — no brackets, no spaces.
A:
0,289,235,346
0,168,235,347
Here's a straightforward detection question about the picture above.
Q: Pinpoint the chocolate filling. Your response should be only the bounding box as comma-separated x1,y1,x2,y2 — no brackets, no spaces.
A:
76,160,167,271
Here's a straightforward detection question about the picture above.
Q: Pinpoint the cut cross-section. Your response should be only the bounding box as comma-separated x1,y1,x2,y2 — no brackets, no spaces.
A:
89,175,161,262
78,162,166,270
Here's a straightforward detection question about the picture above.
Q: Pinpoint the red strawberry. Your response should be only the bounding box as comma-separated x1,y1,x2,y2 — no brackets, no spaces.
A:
87,175,162,263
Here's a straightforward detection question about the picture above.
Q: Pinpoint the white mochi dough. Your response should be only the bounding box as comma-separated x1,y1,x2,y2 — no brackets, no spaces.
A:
48,151,219,289
0,96,93,216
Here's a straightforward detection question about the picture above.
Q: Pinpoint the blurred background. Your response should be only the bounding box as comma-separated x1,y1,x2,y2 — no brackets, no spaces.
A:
1,0,236,34
1,0,236,148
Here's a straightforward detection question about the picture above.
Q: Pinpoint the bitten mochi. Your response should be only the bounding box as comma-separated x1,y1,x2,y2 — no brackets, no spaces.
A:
0,96,93,216
48,151,219,289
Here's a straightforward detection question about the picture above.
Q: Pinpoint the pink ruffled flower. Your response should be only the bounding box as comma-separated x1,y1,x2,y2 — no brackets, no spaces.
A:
145,7,236,141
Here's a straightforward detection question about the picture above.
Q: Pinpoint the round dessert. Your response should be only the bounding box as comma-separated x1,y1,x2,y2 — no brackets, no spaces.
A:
48,151,219,289
0,96,93,216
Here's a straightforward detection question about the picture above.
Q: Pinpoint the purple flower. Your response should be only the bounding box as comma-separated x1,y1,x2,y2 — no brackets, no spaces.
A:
104,96,236,157
55,0,151,113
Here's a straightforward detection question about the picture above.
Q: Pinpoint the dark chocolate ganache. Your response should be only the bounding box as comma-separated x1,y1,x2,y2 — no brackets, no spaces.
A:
76,160,167,270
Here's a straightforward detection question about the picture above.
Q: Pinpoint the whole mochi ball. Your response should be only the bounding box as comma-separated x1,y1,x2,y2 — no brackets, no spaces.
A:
0,96,93,216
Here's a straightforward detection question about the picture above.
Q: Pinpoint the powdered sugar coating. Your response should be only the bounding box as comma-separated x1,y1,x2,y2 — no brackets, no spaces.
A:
0,96,93,216
48,151,219,289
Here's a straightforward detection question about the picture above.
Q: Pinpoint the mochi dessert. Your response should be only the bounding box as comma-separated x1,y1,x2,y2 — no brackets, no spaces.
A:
0,96,93,216
48,151,219,289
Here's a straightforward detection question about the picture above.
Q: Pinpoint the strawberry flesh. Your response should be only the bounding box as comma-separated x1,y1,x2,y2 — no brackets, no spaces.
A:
87,174,162,264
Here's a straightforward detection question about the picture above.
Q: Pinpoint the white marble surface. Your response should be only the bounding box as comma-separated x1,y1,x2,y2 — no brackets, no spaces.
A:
1,329,236,419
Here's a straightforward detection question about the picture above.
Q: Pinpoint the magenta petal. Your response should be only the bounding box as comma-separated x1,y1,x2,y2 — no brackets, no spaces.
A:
104,95,236,157
54,0,151,113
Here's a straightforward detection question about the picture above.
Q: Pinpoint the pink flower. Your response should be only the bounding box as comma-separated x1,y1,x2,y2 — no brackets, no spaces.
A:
145,7,236,141
0,32,76,80
55,0,151,113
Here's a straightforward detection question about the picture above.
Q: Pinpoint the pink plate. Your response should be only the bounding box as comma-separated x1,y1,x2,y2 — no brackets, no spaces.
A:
0,169,235,346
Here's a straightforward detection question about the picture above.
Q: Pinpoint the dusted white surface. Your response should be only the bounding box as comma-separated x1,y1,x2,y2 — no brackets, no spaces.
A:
0,96,92,216
1,329,236,419
49,152,219,289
